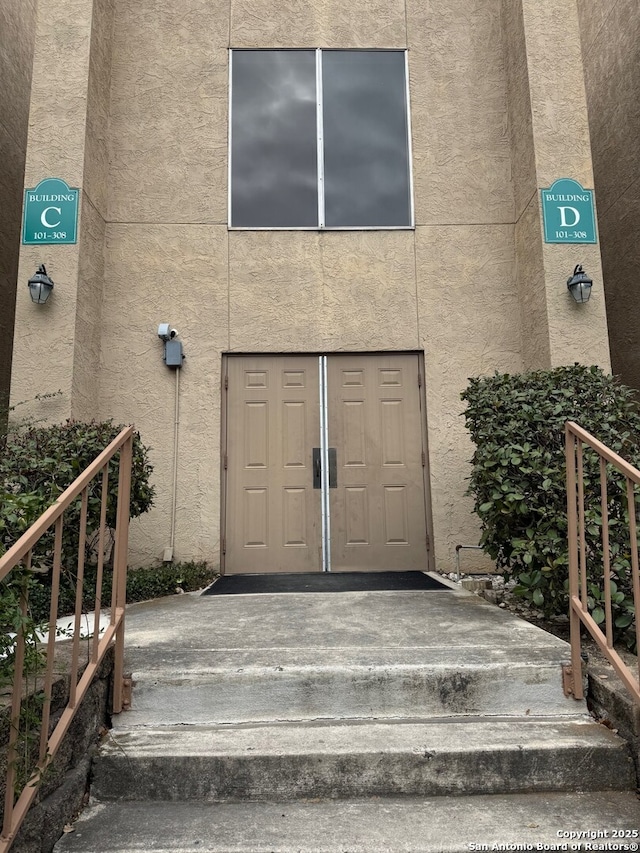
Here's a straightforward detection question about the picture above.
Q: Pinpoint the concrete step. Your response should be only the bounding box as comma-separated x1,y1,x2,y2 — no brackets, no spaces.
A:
92,718,635,802
119,590,587,725
54,791,640,853
119,646,583,726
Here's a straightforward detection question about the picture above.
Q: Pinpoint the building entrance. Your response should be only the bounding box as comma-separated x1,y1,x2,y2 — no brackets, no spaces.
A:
222,353,430,574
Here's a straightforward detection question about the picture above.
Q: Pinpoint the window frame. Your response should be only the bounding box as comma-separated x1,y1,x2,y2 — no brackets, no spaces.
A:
228,48,415,231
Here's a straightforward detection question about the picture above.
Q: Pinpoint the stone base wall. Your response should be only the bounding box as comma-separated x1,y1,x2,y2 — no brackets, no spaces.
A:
587,662,640,788
0,649,114,853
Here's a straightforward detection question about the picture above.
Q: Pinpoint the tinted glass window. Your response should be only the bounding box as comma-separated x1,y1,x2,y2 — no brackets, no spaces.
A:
230,50,412,228
322,51,411,228
231,50,318,228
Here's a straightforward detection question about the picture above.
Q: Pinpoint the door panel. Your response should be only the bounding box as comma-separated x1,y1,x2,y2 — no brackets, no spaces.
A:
327,354,429,571
223,353,429,574
225,356,321,573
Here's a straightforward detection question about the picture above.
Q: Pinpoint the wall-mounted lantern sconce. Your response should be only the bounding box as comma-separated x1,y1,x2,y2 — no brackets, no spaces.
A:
28,264,55,304
567,264,592,304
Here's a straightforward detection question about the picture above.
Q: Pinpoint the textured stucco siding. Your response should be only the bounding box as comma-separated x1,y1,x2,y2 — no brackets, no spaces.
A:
107,0,229,226
408,0,513,227
0,0,37,414
505,0,610,373
228,231,420,353
502,0,550,371
73,194,107,420
9,0,611,571
501,0,536,224
97,0,519,568
417,224,522,561
514,197,550,370
100,224,228,565
577,0,640,389
11,0,114,425
72,0,114,419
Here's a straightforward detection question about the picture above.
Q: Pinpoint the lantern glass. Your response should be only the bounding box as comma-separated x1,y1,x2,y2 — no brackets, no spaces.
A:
569,280,592,303
29,281,50,303
28,266,54,303
567,265,592,304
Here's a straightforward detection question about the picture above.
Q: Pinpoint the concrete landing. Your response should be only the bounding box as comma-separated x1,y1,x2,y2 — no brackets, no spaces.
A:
118,585,573,656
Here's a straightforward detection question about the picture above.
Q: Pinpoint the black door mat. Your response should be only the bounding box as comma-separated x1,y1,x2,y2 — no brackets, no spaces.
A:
202,571,450,595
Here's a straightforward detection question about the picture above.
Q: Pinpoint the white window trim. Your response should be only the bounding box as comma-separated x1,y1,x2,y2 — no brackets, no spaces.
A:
228,48,415,231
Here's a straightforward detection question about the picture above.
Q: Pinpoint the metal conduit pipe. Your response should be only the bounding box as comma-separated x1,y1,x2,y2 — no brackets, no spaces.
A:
169,367,181,560
454,544,484,582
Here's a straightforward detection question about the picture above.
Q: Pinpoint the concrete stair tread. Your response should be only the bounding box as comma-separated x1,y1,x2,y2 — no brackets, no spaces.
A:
54,792,640,853
123,644,575,671
120,592,583,725
104,717,624,757
119,651,583,726
92,717,636,801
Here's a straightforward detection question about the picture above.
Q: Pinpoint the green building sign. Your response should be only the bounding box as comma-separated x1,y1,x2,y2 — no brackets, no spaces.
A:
540,178,597,244
22,178,79,245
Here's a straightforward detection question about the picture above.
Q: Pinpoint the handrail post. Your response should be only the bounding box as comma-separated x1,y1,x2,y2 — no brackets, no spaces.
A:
565,424,584,699
112,434,133,714
1,583,28,844
626,478,640,686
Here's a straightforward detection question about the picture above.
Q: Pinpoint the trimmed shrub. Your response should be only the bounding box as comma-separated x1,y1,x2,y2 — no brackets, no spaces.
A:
461,365,639,650
0,419,155,569
26,560,215,624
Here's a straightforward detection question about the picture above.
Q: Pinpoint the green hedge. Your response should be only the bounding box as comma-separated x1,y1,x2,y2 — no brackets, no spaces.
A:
25,561,215,624
462,365,639,650
0,419,155,569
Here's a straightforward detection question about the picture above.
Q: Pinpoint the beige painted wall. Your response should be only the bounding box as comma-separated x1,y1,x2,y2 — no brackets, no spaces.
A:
504,0,611,374
0,0,37,416
502,0,549,371
11,0,114,426
97,0,519,569
519,0,610,370
577,0,640,389
10,0,612,573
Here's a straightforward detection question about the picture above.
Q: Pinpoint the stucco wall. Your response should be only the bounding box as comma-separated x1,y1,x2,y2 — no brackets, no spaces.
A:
502,0,549,371
73,0,114,420
95,0,519,569
11,0,114,426
519,0,610,370
577,0,640,389
0,0,37,416
10,0,611,572
503,0,611,374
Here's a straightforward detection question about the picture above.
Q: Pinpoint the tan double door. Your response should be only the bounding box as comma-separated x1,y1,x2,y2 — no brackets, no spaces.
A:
223,354,430,574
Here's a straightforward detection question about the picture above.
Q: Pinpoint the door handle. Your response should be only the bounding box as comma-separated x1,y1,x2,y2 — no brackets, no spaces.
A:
328,448,337,488
312,448,322,489
312,448,337,488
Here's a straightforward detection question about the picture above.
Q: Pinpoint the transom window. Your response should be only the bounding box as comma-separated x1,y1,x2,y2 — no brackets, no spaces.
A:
229,49,413,229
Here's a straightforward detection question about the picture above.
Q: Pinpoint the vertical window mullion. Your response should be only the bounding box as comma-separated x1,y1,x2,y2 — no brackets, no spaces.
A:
228,49,234,227
316,48,325,229
405,50,415,228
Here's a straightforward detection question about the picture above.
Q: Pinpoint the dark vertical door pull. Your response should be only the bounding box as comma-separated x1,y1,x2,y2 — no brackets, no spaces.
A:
328,448,337,488
312,448,322,488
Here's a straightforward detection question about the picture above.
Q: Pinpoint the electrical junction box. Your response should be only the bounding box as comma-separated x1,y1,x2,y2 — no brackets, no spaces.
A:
164,340,184,367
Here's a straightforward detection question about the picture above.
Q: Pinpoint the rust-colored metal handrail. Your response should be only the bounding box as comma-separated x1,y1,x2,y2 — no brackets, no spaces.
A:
0,426,134,852
565,421,640,706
